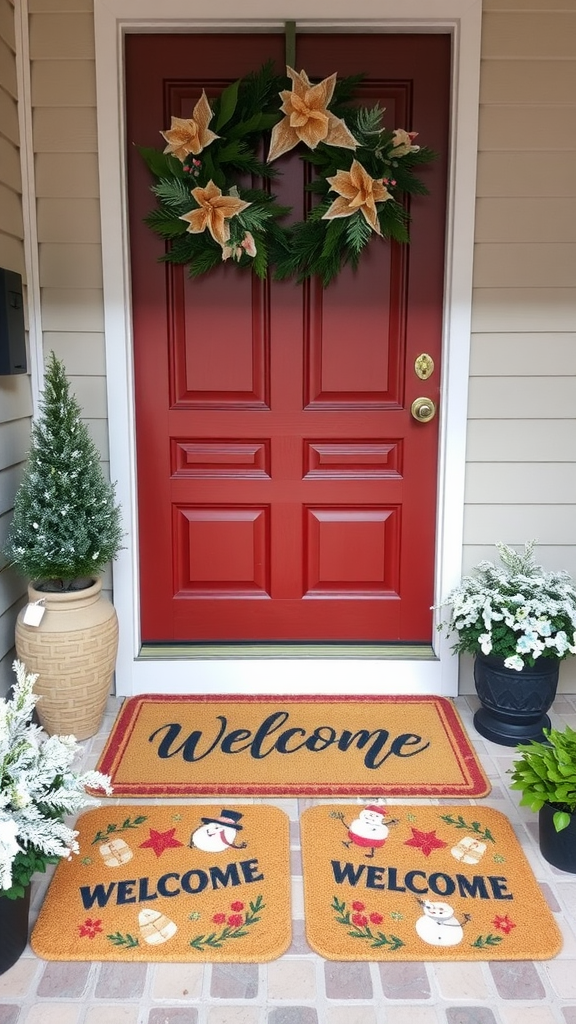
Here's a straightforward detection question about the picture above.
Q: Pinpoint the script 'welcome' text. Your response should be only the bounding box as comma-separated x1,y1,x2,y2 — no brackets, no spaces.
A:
149,711,430,771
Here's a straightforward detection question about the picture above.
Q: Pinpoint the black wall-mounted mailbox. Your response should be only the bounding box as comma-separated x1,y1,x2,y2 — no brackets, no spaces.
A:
0,268,27,375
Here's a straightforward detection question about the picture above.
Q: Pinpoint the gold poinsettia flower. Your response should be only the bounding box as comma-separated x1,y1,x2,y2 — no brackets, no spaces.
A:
161,92,219,160
180,181,251,248
267,66,358,162
322,159,392,235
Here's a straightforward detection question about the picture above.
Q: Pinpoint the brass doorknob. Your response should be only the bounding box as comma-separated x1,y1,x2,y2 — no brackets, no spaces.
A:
411,397,436,422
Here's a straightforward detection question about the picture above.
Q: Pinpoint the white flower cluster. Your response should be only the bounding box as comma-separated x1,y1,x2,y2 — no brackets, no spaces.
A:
0,661,112,893
441,542,576,671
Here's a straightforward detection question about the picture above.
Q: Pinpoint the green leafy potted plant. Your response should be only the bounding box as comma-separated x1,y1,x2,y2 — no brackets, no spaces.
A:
509,725,576,873
438,541,576,746
0,661,112,973
3,353,123,738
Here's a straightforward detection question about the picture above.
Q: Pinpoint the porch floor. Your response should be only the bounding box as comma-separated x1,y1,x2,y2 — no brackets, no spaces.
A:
3,694,576,1024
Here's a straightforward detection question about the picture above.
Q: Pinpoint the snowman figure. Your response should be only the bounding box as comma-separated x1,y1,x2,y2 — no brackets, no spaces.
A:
415,899,471,947
341,805,398,859
189,809,248,854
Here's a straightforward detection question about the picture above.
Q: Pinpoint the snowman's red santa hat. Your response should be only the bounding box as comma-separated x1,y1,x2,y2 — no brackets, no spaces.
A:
363,805,387,817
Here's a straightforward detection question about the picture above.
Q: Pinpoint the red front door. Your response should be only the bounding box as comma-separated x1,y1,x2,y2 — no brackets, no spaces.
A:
125,32,450,643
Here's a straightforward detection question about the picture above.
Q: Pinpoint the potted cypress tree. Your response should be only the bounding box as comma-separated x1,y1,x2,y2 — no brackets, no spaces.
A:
509,725,576,873
3,353,123,739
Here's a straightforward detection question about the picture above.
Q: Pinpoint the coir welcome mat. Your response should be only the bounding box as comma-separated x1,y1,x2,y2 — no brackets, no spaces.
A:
301,804,561,961
97,695,490,798
31,804,291,962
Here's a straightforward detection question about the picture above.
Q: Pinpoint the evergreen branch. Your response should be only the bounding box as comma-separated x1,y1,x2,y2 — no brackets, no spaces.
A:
345,212,372,254
151,177,192,209
186,246,224,277
351,104,385,141
144,209,187,239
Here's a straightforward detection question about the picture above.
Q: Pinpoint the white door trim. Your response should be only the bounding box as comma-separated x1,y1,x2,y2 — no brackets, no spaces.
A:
93,0,481,696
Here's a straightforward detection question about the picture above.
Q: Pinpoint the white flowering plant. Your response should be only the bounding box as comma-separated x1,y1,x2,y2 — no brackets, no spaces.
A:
0,661,112,899
438,541,576,672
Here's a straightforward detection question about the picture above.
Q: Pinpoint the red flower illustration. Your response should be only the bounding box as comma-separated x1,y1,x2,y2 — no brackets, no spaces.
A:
79,918,103,939
493,914,516,935
369,912,384,925
351,901,366,912
212,912,226,924
351,913,368,927
228,913,244,927
230,901,245,912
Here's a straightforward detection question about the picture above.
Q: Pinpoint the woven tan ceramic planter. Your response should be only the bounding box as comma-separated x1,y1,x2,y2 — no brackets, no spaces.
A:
15,578,118,740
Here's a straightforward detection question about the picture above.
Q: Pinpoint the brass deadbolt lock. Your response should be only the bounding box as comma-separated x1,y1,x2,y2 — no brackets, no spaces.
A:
411,397,437,423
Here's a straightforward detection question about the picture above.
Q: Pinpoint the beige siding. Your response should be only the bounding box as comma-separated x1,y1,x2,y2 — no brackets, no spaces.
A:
466,0,576,693
0,0,31,695
29,0,109,489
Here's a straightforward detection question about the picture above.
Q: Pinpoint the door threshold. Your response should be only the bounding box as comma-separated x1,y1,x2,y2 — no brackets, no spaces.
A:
138,644,437,660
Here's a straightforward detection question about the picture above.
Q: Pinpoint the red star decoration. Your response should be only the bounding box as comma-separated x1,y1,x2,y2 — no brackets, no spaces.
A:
404,828,448,857
139,827,184,857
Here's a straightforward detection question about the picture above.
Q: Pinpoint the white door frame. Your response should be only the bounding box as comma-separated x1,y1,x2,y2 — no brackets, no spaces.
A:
93,0,481,696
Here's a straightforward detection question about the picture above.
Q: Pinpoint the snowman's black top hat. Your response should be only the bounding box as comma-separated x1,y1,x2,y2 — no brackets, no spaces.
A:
200,809,244,831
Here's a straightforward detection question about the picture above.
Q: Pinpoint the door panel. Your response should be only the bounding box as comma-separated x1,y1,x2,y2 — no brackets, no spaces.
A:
125,31,450,643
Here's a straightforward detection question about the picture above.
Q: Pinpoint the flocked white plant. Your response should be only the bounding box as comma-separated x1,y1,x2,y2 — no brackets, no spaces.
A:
0,661,112,898
438,541,576,671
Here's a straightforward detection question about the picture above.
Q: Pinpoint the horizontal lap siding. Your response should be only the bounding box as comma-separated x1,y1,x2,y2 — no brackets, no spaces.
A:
27,0,112,617
467,1,576,692
28,3,109,435
0,0,31,694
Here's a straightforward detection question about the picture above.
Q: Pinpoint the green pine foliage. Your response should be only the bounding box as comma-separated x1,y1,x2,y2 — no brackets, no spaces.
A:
3,353,123,588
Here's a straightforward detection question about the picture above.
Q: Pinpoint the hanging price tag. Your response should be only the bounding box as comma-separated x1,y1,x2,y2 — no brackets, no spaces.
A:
22,600,45,626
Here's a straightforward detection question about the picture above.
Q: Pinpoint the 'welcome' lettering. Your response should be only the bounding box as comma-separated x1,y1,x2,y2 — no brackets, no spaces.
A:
330,862,513,900
79,859,265,910
149,712,430,772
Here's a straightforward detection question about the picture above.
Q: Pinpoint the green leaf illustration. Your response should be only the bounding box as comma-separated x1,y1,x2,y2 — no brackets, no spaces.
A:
92,815,148,845
189,895,265,951
107,932,139,949
439,813,496,844
471,933,503,948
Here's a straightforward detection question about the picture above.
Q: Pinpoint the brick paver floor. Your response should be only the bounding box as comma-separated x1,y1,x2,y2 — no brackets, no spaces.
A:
1,693,575,1023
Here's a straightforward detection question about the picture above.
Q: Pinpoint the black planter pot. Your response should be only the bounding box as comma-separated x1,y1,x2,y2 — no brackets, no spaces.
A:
0,886,31,974
473,652,559,747
539,803,576,873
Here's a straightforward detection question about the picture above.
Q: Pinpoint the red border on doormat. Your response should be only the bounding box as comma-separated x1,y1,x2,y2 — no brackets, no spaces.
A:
97,694,490,798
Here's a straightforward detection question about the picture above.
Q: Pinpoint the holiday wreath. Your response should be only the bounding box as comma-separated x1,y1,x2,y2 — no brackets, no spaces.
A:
140,62,435,286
